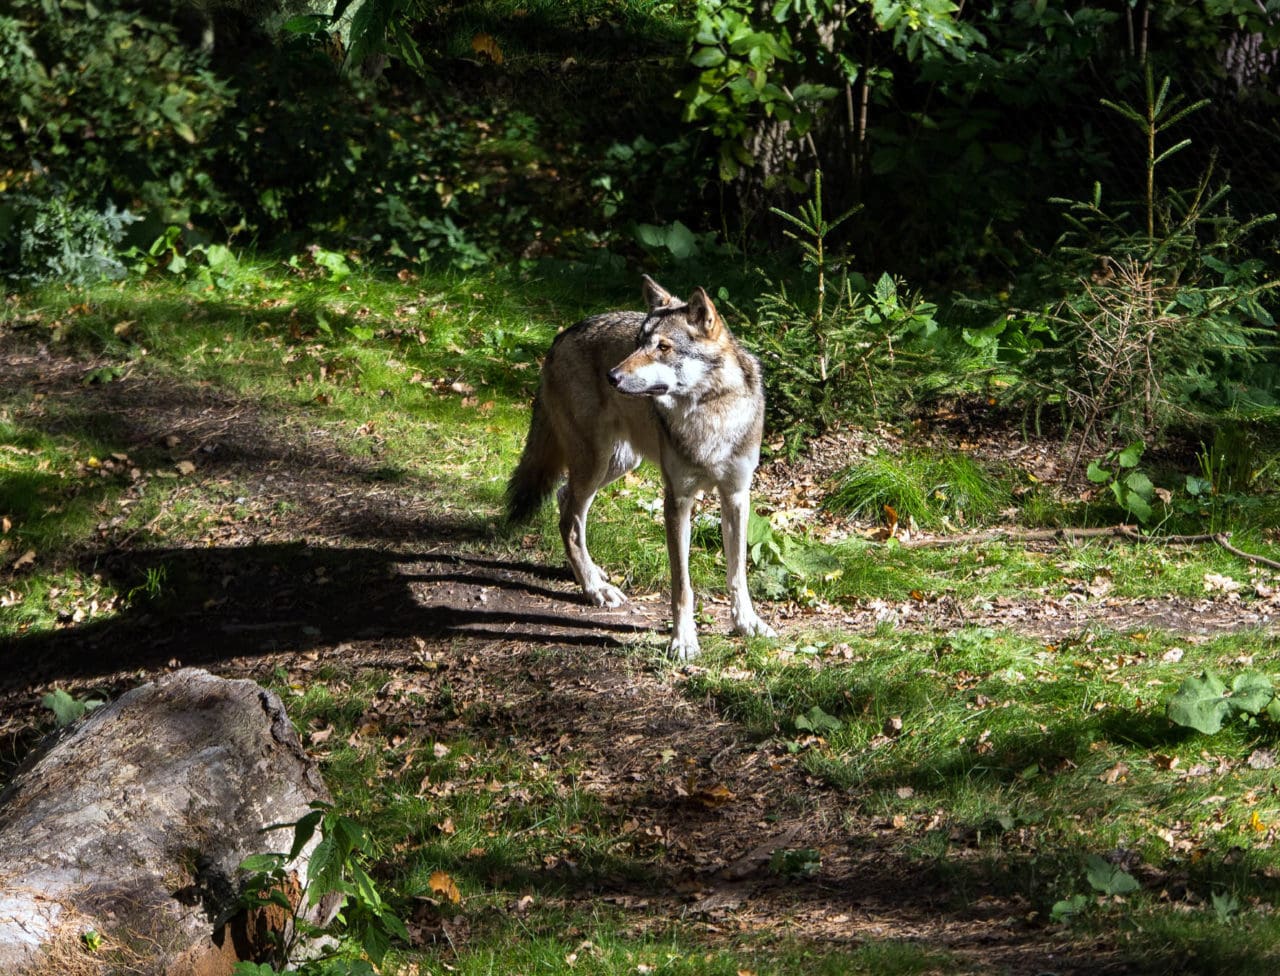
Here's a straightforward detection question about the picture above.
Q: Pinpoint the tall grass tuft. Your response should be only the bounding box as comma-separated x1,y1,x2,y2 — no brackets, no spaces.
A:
825,449,1009,529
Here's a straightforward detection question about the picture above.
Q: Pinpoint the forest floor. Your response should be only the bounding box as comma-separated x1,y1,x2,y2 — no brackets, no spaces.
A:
2,329,1278,975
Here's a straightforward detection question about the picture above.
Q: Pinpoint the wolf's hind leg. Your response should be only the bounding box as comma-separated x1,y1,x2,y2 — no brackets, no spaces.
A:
558,445,638,607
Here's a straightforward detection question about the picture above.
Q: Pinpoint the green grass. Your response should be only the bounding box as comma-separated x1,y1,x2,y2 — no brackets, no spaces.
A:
825,449,1012,529
686,626,1280,919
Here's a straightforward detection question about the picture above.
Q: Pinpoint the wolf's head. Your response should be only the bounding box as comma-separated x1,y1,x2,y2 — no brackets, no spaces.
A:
608,276,731,399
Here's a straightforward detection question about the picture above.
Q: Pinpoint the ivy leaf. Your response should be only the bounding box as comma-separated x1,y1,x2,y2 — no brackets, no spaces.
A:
1085,854,1139,895
1166,670,1229,734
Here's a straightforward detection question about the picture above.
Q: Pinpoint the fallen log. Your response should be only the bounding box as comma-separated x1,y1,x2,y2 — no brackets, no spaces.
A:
0,668,334,975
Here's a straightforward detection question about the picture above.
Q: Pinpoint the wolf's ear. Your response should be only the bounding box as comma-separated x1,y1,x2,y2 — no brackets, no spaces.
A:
641,274,676,311
686,287,723,337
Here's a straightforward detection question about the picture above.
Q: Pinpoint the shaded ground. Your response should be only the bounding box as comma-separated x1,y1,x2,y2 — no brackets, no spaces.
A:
2,333,1276,974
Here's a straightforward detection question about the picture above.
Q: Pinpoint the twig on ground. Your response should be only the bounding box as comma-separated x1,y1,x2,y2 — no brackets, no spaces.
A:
1214,533,1280,571
900,524,1280,571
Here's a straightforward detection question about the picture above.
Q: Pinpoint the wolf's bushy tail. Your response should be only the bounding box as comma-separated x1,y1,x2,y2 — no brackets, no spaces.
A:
505,392,564,524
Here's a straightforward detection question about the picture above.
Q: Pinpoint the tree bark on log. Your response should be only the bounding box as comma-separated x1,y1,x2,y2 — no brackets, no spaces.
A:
0,668,333,975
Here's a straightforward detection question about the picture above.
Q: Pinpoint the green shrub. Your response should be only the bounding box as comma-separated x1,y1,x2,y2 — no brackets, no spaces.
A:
1007,71,1279,447
0,0,233,247
741,175,977,451
0,193,138,284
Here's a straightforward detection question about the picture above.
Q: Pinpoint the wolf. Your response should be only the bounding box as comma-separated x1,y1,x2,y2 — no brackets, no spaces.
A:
506,274,776,659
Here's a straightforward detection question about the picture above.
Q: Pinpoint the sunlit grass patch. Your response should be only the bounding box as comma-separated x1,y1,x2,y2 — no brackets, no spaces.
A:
686,626,1280,918
384,925,955,976
825,449,1012,529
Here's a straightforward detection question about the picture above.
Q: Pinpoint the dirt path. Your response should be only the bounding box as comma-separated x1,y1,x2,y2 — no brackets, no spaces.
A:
2,336,1275,974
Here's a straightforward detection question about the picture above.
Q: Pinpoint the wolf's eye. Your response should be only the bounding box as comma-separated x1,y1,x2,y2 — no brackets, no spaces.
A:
656,339,672,353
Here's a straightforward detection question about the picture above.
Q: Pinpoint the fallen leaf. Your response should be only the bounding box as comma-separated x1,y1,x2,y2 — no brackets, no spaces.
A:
1100,761,1129,784
471,32,504,63
1247,748,1276,770
175,460,197,476
1203,572,1241,594
429,869,462,904
693,783,735,809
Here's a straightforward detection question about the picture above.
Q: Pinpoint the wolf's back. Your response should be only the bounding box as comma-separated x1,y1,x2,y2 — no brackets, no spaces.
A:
506,311,646,524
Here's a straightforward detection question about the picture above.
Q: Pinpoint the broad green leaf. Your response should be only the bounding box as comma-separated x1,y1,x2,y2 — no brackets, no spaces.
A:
794,705,843,733
663,221,698,260
1116,441,1144,468
238,852,285,874
1228,672,1274,715
690,46,726,68
1050,893,1089,922
232,964,278,976
306,835,343,903
779,541,842,581
1085,854,1139,895
283,13,331,33
1123,491,1152,523
1212,890,1240,922
747,509,775,547
1124,471,1154,498
41,688,102,727
1166,670,1229,734
1085,460,1111,484
1185,474,1212,497
286,809,325,861
874,272,897,303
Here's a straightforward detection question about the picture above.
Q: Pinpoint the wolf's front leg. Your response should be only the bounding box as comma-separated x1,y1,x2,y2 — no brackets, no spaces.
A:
664,488,699,660
720,485,776,639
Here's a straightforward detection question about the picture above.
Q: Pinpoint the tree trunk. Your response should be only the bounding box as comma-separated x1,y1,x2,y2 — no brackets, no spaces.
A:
0,668,334,975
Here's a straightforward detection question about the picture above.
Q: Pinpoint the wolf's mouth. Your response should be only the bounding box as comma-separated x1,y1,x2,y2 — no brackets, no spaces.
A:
608,370,669,397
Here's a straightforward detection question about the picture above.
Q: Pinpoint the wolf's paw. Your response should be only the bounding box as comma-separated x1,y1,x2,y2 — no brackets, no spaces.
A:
732,614,777,640
586,583,627,608
667,631,701,662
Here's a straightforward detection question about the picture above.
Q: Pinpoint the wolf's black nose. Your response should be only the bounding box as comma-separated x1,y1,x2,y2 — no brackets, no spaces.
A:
607,369,622,387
